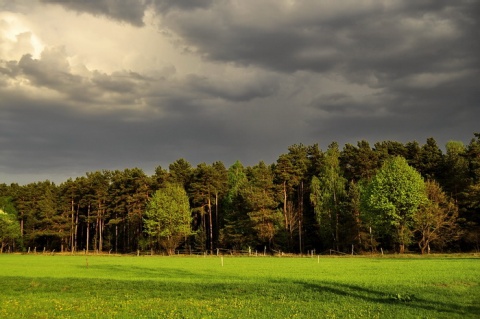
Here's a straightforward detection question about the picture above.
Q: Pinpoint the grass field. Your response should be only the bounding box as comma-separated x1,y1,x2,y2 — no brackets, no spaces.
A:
0,254,479,318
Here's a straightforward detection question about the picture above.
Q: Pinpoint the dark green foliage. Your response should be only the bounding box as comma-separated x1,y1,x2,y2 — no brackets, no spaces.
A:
1,133,480,253
340,140,380,182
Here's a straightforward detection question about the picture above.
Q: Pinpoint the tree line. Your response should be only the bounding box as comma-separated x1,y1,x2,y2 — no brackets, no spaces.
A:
1,133,479,254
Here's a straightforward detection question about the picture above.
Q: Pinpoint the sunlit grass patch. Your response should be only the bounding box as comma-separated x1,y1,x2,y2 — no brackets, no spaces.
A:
0,254,479,318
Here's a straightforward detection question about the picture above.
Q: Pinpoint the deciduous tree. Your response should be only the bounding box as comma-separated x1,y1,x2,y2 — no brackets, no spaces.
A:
361,157,427,253
144,183,193,255
310,142,347,251
414,180,460,254
0,197,21,253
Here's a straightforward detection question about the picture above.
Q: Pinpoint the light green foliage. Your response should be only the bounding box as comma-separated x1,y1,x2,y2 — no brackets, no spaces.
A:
362,156,427,253
311,143,347,217
0,208,20,253
0,255,479,318
310,142,347,249
144,184,193,255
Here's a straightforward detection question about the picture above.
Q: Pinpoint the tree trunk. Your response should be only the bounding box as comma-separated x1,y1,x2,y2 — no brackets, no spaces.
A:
333,188,339,251
20,213,24,238
99,215,103,252
74,204,79,252
418,233,429,255
86,204,90,254
70,197,75,252
208,196,213,254
298,181,303,254
215,193,219,247
98,203,104,252
115,212,119,253
283,181,288,230
398,224,406,254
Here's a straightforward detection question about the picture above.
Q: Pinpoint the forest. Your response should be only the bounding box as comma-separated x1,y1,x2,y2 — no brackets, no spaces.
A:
0,133,479,255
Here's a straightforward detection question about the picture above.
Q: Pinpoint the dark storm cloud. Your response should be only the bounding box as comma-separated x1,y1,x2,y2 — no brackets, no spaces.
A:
40,0,214,26
0,82,279,183
18,52,83,91
148,0,214,14
159,1,479,80
1,0,479,184
0,46,283,183
185,74,279,102
40,0,148,26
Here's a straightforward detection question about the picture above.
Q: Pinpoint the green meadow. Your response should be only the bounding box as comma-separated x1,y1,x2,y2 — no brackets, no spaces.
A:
0,254,479,318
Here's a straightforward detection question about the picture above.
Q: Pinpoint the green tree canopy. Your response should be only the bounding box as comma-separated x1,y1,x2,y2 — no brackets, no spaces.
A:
0,197,21,253
361,156,427,253
311,142,347,250
144,183,193,255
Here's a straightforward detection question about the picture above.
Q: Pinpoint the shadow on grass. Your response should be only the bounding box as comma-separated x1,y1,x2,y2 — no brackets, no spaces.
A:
295,280,480,317
82,264,200,279
75,264,242,283
1,274,479,317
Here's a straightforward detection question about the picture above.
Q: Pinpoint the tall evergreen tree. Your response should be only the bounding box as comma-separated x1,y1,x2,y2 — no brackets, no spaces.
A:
244,161,282,250
418,137,444,180
190,163,224,253
220,161,251,250
341,140,379,182
169,159,193,190
442,141,470,201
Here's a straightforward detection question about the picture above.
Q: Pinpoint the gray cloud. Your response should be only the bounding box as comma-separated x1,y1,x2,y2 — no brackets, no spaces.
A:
40,0,148,26
39,0,215,26
185,73,279,102
149,0,214,14
0,0,479,184
159,1,478,79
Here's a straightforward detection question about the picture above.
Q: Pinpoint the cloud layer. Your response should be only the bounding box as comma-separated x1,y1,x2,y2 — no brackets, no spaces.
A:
1,0,479,184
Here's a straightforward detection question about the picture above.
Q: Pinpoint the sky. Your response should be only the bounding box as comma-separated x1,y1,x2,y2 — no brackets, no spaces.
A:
0,0,479,185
